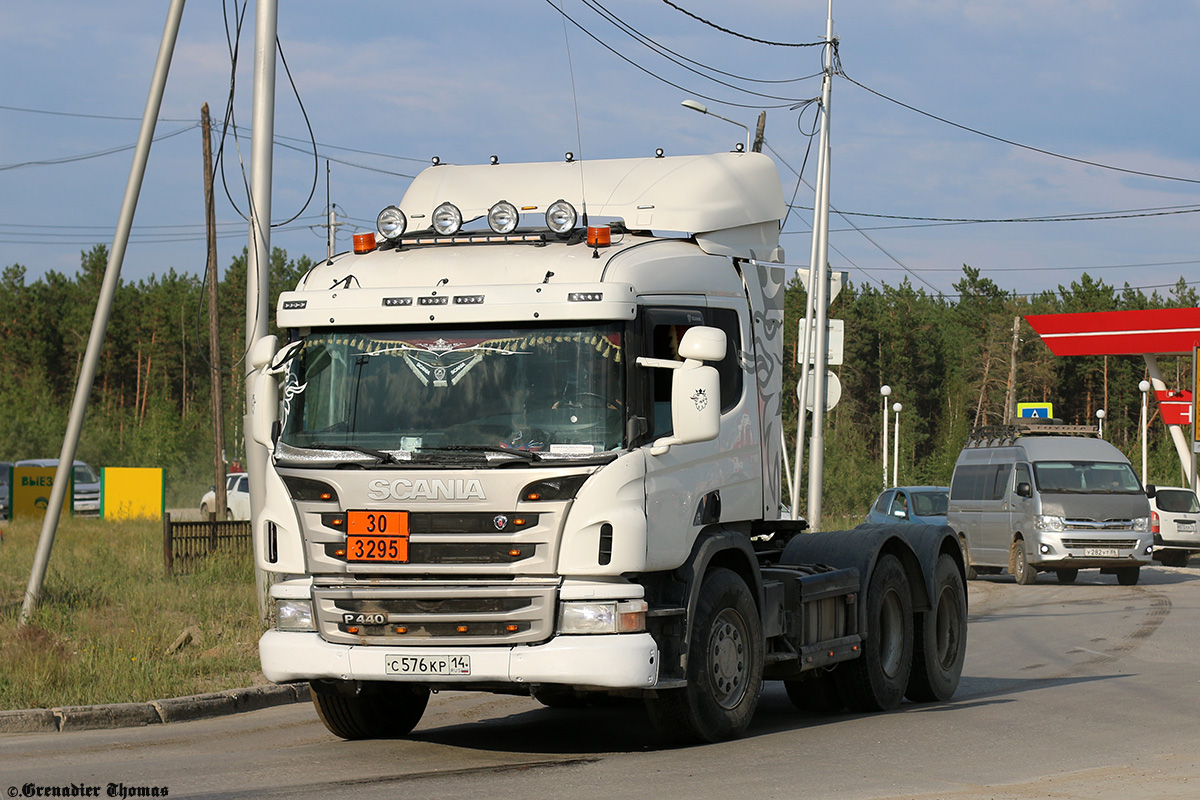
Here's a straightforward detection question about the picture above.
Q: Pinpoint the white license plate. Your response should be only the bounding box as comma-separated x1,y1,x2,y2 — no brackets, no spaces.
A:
1177,521,1196,533
1084,547,1120,557
385,654,471,676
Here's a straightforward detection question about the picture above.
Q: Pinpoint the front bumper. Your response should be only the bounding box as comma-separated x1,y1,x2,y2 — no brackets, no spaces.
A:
1029,530,1153,569
260,629,660,690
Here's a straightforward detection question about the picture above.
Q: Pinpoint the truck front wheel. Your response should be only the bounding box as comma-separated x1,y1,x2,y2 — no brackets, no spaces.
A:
311,680,429,740
906,553,967,702
836,554,913,712
646,567,763,743
1012,538,1038,585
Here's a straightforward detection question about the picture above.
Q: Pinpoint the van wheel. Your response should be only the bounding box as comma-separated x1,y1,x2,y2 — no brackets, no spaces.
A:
1116,566,1140,586
646,568,763,743
784,669,844,713
310,681,429,740
906,554,967,702
1012,539,1038,585
959,536,977,580
835,554,913,712
1055,569,1078,584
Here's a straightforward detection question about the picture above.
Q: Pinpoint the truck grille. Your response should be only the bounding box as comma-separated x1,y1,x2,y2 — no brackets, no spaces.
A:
313,583,556,646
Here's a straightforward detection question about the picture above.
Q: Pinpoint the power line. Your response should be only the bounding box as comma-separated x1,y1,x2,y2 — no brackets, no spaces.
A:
658,1,823,48
841,72,1200,186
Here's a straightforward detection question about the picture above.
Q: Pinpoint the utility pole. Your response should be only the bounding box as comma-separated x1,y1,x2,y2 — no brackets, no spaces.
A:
1004,316,1019,424
20,0,187,625
752,111,766,153
805,0,835,530
201,103,227,517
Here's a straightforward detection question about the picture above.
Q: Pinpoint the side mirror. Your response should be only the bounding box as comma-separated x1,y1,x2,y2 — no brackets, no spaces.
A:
1145,484,1157,499
1016,482,1032,498
892,508,907,519
636,326,725,456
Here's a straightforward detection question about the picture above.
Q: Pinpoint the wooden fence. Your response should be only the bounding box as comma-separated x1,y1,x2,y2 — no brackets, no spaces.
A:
162,512,252,575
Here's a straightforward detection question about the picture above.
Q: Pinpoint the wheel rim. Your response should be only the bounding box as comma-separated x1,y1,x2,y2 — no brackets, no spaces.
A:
707,608,750,709
933,585,962,670
1014,543,1027,579
878,589,905,678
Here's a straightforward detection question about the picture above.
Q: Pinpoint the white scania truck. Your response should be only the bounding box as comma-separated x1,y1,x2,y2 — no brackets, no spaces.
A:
248,151,967,743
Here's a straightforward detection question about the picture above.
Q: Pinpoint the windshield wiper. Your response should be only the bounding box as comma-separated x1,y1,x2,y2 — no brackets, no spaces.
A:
309,442,400,465
417,445,540,462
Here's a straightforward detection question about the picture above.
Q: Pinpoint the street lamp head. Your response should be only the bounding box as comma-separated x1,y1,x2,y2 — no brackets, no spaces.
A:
681,99,708,115
893,402,903,413
1096,409,1106,420
880,385,892,397
1139,380,1151,393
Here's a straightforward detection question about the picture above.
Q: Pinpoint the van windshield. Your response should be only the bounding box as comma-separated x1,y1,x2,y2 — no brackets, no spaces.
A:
1032,461,1142,494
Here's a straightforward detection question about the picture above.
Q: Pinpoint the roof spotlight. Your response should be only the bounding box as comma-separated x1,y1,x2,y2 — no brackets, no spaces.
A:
545,199,578,234
376,205,407,240
488,201,519,234
432,202,463,236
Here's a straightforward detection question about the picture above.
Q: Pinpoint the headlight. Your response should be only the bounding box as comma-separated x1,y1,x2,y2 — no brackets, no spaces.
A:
1035,515,1065,532
487,200,519,234
545,199,578,234
1133,517,1150,533
376,205,407,240
432,202,463,235
275,599,316,631
558,600,647,634
520,475,589,502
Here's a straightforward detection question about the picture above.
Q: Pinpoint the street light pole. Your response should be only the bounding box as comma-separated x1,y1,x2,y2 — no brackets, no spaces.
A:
880,385,892,489
892,402,903,487
1139,380,1151,485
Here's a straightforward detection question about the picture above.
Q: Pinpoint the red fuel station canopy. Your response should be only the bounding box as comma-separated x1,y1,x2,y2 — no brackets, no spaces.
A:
1025,307,1200,357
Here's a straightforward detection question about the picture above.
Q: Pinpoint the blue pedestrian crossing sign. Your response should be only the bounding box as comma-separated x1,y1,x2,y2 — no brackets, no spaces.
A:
1017,402,1054,419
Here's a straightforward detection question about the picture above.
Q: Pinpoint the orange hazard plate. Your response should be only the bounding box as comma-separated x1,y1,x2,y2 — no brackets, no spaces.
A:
346,510,409,562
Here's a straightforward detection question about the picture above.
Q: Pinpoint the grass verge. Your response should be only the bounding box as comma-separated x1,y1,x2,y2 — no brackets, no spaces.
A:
0,516,264,710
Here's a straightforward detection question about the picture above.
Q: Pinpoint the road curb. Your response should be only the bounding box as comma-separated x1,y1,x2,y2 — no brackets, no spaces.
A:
0,683,310,734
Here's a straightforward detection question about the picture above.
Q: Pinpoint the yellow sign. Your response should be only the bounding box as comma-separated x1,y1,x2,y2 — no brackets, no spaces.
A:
102,467,164,520
1017,402,1054,420
12,466,72,518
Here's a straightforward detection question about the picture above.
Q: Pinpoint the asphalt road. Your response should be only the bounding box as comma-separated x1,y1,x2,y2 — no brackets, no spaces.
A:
3,565,1198,800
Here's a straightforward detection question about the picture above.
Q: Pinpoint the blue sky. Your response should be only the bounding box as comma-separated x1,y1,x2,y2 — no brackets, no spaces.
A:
1,1,1197,301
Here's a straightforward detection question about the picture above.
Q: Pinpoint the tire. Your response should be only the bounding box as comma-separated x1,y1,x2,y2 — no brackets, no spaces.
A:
1012,539,1038,585
200,503,211,517
959,535,977,580
906,554,967,703
310,681,430,740
835,554,914,712
1055,568,1079,584
784,669,844,713
1157,550,1189,568
645,568,763,743
533,688,599,709
224,508,233,521
1116,566,1140,586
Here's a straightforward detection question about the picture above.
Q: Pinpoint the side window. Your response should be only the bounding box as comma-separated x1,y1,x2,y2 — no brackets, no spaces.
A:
990,464,1013,500
707,307,744,414
951,464,988,501
647,308,705,437
889,491,909,519
874,490,894,513
1014,463,1031,493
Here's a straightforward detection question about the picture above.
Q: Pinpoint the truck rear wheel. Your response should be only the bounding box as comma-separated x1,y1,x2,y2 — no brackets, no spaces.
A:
1012,539,1038,585
310,681,429,740
835,554,913,712
906,554,966,702
646,568,763,743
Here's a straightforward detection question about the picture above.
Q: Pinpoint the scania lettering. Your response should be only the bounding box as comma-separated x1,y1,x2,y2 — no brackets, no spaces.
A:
249,152,967,743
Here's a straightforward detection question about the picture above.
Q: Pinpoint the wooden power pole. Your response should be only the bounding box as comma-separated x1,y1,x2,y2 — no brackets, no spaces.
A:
201,103,228,517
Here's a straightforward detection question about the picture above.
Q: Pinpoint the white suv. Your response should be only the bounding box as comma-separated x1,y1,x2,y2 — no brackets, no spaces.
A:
1149,486,1200,567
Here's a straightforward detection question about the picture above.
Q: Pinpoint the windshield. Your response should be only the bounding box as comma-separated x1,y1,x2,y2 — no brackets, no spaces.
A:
1032,461,1142,494
278,324,625,461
